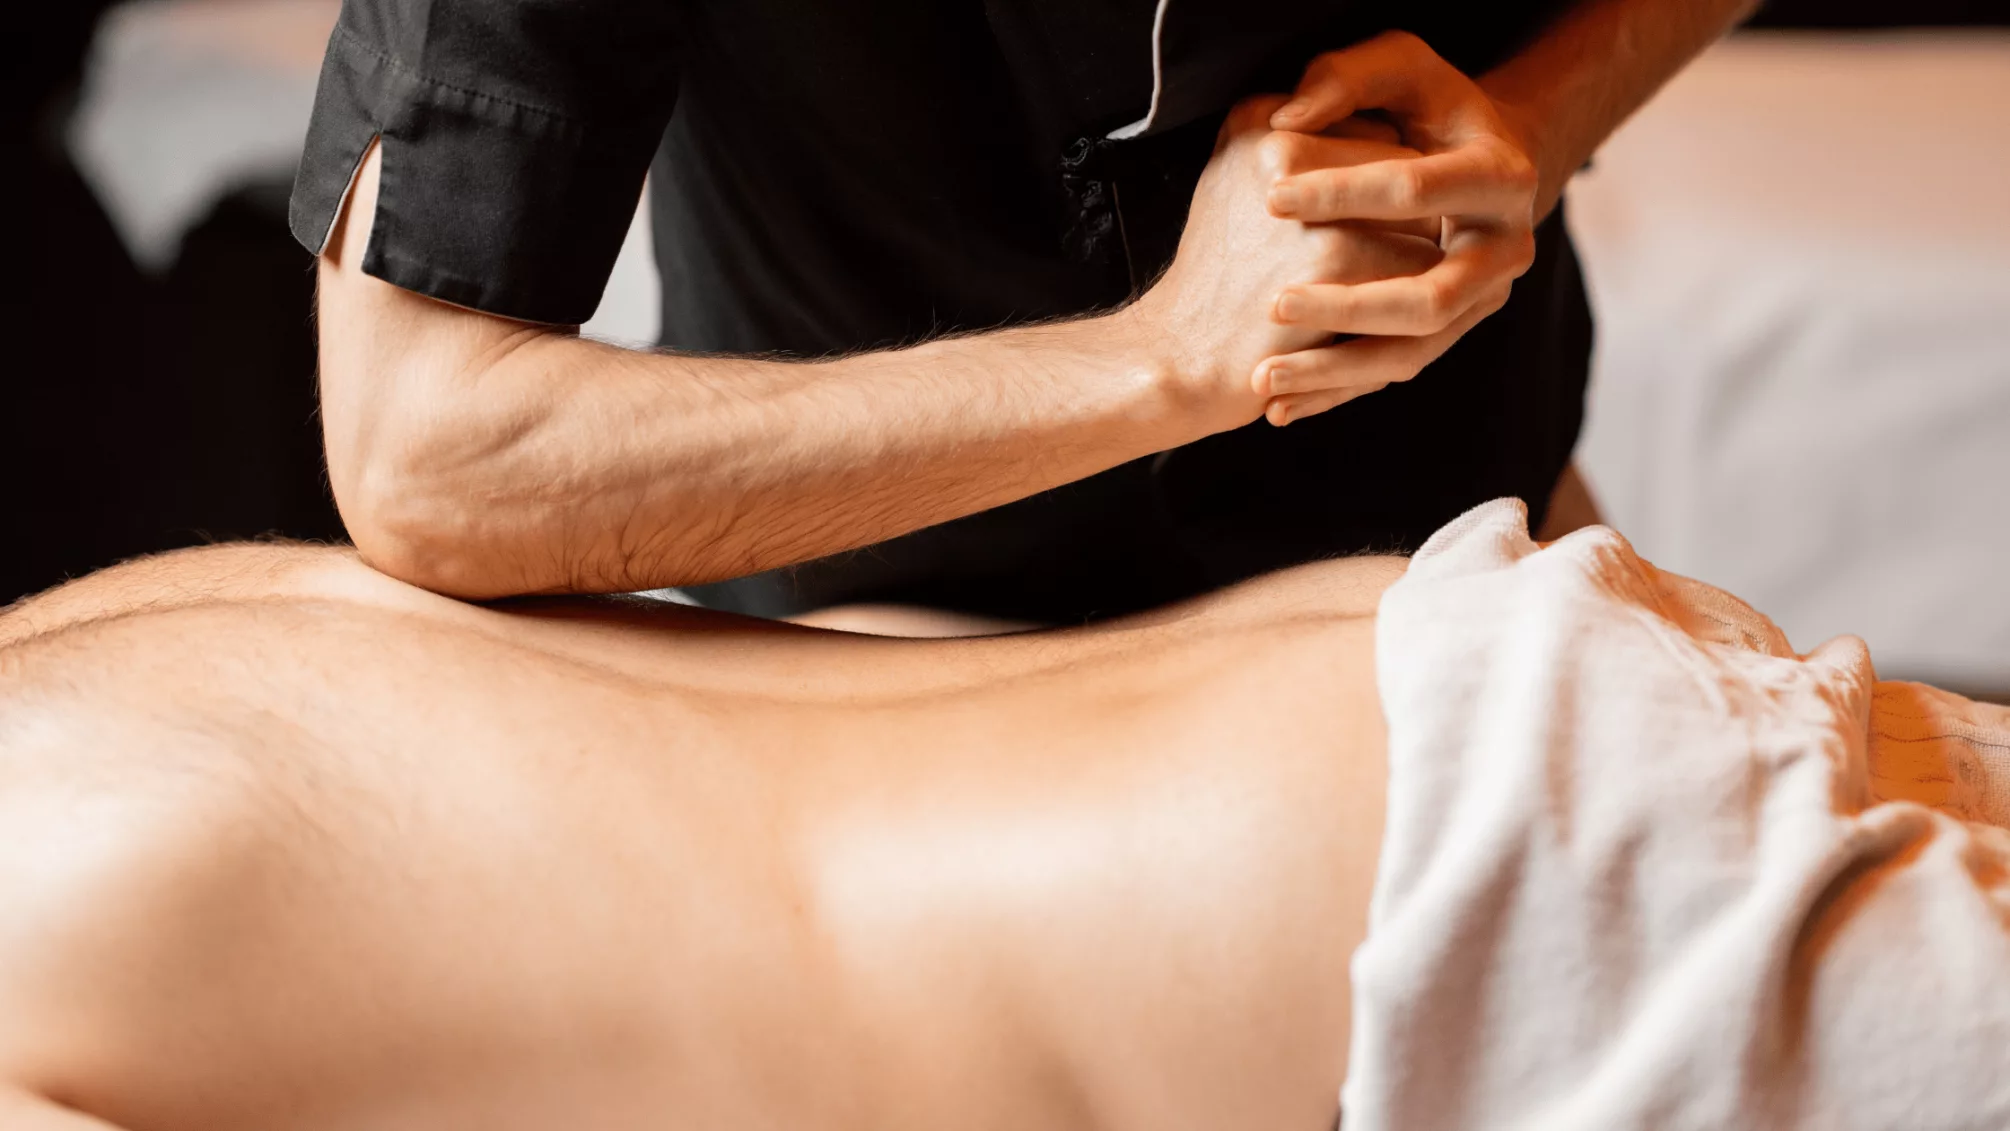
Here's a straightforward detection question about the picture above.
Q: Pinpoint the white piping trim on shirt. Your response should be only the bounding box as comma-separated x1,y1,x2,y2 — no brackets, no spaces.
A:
1106,0,1171,140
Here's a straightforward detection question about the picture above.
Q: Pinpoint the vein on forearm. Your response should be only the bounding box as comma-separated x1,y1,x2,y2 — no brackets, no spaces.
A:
466,318,1172,593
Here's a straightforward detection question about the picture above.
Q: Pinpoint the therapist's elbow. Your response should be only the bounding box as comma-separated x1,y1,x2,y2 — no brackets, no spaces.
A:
313,140,575,599
324,363,556,602
336,463,509,602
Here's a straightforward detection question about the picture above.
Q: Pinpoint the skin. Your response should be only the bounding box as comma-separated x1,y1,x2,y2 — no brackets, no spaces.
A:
0,542,1401,1131
315,0,1739,602
1260,0,1760,421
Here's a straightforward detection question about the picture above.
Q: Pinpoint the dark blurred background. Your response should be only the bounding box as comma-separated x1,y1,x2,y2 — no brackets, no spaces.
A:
9,1,2008,685
15,0,343,606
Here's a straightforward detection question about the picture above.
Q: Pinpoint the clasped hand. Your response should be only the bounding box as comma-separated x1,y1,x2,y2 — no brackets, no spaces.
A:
1135,31,1540,429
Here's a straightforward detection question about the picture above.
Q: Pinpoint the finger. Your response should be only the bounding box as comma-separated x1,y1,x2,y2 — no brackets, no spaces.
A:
1256,283,1511,413
1255,134,1436,238
1308,227,1445,287
1260,142,1439,237
1321,113,1402,146
1252,341,1394,398
1257,130,1419,181
1345,216,1443,243
1275,234,1522,336
1263,382,1390,426
1269,32,1459,133
1256,281,1510,397
1269,144,1534,223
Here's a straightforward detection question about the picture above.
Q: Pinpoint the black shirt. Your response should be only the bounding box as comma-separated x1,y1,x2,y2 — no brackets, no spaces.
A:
292,0,1590,621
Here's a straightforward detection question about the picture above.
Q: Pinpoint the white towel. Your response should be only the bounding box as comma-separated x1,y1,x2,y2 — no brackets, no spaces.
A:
1346,499,2010,1131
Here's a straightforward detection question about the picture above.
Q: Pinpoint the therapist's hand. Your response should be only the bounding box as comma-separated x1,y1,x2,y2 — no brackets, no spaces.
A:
1253,31,1538,423
1131,95,1446,433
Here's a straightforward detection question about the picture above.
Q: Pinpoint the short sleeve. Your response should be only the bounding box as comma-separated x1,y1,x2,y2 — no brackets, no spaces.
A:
288,0,683,324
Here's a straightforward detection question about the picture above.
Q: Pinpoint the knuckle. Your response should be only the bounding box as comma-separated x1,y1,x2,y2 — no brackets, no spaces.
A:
1229,94,1270,121
1290,359,1332,393
1416,276,1459,323
1388,165,1427,212
1255,131,1297,173
1312,291,1353,327
1301,287,1341,323
1228,95,1280,134
1390,30,1445,68
1307,179,1351,221
1385,29,1426,55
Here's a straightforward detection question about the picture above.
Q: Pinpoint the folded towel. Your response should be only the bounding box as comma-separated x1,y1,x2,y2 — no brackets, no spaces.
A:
1347,499,2010,1130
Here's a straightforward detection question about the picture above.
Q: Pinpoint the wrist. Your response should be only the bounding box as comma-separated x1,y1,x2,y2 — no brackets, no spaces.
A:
1483,87,1574,221
1107,295,1225,443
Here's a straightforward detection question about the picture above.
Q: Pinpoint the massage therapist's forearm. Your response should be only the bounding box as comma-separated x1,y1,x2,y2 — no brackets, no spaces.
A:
1480,0,1757,217
332,308,1183,600
318,119,1363,599
321,246,1181,600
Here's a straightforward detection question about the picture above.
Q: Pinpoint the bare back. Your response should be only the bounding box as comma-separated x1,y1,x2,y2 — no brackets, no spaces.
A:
0,545,1398,1131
